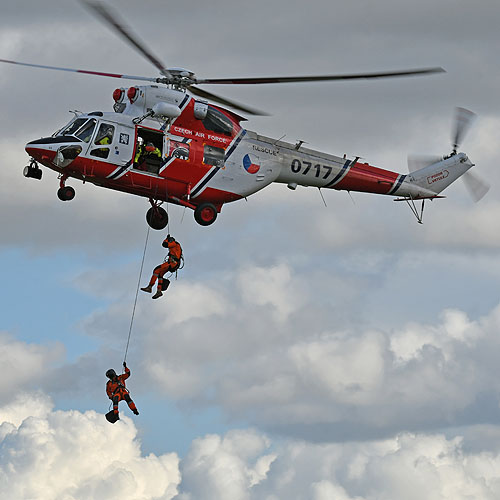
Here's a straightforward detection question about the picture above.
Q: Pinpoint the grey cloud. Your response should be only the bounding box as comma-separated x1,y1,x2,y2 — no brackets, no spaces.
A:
73,257,499,443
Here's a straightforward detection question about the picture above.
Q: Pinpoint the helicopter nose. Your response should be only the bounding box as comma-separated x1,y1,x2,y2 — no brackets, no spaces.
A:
25,143,47,163
25,137,61,162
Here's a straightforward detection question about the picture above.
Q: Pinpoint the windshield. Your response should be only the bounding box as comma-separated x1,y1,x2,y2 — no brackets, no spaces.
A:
75,119,97,143
59,118,87,137
55,118,97,143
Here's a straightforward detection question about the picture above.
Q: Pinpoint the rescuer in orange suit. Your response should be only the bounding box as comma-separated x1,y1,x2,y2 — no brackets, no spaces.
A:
141,234,183,299
106,362,139,418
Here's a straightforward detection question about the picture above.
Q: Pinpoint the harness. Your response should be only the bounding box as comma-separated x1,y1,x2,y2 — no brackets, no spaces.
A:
164,245,184,275
108,379,129,398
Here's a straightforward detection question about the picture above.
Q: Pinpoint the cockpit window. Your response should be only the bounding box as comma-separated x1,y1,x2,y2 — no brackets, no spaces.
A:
202,106,233,136
75,119,97,143
57,118,98,143
59,118,87,137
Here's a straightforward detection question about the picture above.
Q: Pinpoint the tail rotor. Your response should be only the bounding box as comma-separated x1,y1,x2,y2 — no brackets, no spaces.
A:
452,107,476,155
462,170,490,202
408,107,489,202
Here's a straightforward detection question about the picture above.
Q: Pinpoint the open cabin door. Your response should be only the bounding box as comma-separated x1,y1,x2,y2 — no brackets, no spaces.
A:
133,126,165,175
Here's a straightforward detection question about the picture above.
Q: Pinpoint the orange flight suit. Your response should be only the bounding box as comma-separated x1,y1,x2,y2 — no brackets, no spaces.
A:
106,366,138,415
146,238,182,292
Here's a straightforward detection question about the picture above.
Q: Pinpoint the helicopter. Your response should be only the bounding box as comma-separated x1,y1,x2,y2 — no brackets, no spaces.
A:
1,1,488,228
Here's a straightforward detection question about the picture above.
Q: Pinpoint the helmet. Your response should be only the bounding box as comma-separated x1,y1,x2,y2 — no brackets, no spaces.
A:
137,136,144,146
147,142,154,147
162,234,174,248
106,369,117,379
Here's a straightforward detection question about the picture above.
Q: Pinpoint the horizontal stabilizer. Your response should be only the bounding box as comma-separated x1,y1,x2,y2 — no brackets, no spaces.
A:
393,195,446,202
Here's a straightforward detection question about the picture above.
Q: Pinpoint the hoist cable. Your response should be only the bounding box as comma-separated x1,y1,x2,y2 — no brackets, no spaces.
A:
123,223,151,364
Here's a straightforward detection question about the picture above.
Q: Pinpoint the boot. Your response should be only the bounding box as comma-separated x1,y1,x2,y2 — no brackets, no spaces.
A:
152,290,163,299
132,408,139,415
141,285,152,293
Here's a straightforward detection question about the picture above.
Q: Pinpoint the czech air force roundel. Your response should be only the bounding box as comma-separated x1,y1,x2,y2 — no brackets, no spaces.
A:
242,153,260,174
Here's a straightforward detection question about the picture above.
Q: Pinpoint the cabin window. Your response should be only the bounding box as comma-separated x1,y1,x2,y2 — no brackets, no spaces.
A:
202,106,233,136
94,123,115,145
203,145,225,167
90,147,110,159
89,124,115,159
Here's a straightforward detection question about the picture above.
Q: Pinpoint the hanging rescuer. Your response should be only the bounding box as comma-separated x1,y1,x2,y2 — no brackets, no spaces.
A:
105,362,139,423
141,234,183,299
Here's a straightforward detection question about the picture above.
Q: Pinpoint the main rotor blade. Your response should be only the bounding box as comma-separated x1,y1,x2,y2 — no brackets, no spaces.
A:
462,171,490,202
195,67,445,85
0,58,159,82
189,86,268,116
452,107,476,152
81,1,171,78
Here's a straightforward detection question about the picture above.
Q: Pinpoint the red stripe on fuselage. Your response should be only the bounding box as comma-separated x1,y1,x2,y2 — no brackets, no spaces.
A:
25,146,242,205
334,162,399,194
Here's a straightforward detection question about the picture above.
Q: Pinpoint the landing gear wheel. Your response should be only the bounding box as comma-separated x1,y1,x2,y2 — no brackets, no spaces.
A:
57,186,75,201
194,203,218,226
146,206,169,230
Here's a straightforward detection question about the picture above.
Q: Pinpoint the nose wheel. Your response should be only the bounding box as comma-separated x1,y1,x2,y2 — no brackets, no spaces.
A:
57,186,76,201
57,175,75,201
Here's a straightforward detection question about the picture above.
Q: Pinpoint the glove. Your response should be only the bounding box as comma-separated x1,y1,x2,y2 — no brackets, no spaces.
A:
123,361,127,368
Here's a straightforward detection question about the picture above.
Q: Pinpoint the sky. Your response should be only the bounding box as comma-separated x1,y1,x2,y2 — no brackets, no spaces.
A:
1,0,500,498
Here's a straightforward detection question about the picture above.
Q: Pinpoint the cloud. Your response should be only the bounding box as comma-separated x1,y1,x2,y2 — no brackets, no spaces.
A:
2,3,500,497
175,428,500,500
1,0,499,258
3,395,500,500
0,333,64,401
176,429,275,500
237,263,303,322
129,260,500,441
0,393,180,500
4,393,500,500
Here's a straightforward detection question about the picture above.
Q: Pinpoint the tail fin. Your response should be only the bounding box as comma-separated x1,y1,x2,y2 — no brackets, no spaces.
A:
408,153,473,195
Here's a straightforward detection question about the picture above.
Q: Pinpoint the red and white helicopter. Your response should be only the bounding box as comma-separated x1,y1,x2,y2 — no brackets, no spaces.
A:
2,2,488,228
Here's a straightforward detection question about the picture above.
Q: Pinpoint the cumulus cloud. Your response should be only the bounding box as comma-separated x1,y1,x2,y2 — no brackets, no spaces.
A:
177,429,275,500
0,393,180,500
129,259,500,441
4,397,500,500
174,428,500,500
5,392,500,500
